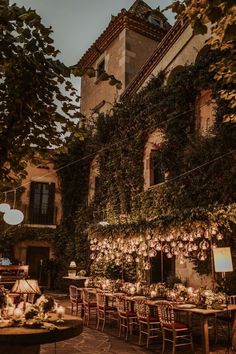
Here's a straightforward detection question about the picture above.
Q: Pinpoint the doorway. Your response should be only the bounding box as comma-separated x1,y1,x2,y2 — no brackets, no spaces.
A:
26,246,50,286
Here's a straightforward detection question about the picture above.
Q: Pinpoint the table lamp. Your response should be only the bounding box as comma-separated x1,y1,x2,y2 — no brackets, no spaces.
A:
68,261,77,276
12,279,41,311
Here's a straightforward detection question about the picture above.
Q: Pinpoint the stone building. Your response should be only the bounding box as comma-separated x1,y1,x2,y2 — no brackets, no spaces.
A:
76,0,220,287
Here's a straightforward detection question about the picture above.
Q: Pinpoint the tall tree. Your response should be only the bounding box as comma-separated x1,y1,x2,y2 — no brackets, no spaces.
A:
0,0,81,186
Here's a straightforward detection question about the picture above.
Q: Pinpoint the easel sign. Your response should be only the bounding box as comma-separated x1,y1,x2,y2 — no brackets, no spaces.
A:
213,247,233,273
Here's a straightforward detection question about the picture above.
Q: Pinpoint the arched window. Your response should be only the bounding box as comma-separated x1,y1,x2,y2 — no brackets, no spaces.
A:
195,89,216,135
88,155,100,205
166,65,185,86
143,129,165,190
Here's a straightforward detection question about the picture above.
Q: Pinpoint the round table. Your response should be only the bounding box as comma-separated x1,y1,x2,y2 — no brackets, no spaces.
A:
0,313,83,354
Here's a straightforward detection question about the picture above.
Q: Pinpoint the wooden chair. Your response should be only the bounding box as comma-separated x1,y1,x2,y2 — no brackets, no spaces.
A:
215,294,236,344
116,295,137,341
82,288,97,325
136,299,161,348
96,290,116,331
157,300,194,354
69,285,83,316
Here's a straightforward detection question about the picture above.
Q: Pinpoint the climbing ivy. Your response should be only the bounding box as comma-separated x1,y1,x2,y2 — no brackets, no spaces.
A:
55,49,235,280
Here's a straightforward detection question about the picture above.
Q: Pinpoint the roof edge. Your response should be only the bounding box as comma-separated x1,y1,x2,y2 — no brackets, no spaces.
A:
120,17,190,99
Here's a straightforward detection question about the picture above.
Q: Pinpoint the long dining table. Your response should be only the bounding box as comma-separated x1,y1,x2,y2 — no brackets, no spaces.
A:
80,288,236,354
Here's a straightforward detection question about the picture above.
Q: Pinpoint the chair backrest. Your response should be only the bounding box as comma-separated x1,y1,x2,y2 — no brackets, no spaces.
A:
136,299,150,319
69,285,80,301
82,288,96,304
157,300,174,327
116,295,127,314
228,295,236,305
96,291,106,308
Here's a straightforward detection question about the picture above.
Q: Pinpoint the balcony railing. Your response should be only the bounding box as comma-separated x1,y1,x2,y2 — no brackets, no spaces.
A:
21,204,58,226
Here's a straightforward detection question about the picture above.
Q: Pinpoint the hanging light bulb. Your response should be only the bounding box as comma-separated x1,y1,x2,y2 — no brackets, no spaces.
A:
155,242,162,251
171,248,179,256
144,263,151,270
149,249,157,258
216,233,223,241
170,240,176,247
197,251,207,261
0,203,11,213
3,209,24,225
166,252,173,258
162,244,170,253
192,243,198,251
199,240,210,250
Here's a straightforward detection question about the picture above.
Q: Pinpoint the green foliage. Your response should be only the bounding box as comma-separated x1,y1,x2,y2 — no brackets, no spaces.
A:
0,0,81,186
166,275,183,289
55,50,235,280
165,0,236,120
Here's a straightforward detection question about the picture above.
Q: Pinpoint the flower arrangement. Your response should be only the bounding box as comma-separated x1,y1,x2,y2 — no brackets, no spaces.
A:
150,283,166,298
0,287,14,310
173,283,188,302
0,287,7,309
35,294,57,314
197,288,226,308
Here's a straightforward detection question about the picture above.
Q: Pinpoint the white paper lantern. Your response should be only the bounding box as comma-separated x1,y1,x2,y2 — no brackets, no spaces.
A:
3,209,24,225
0,203,11,213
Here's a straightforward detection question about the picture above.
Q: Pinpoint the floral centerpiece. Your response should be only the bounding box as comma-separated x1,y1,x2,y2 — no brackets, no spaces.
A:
197,288,226,309
0,287,7,309
172,283,188,302
35,294,57,319
150,283,166,298
0,287,14,318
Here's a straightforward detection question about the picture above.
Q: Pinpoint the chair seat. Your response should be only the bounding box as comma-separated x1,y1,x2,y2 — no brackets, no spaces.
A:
120,311,137,317
72,299,83,304
165,321,188,330
139,316,159,323
85,302,97,307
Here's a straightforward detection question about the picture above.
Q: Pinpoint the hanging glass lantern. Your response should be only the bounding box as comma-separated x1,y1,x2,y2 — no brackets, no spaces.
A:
197,251,207,261
216,233,223,241
199,240,210,250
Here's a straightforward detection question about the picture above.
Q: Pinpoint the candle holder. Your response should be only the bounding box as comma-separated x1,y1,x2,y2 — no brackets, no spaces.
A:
56,306,65,322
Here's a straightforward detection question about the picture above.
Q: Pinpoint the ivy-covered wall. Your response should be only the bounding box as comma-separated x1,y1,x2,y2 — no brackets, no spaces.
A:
55,49,235,285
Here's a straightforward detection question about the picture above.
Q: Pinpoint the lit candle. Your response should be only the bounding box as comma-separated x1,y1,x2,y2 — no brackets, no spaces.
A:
14,308,23,320
56,306,65,321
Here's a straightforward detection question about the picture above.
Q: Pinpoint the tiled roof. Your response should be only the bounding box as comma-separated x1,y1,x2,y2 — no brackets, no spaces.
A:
76,1,170,71
128,0,152,19
120,18,190,99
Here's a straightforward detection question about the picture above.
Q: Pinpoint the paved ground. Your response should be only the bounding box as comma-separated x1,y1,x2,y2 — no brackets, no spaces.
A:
40,292,234,354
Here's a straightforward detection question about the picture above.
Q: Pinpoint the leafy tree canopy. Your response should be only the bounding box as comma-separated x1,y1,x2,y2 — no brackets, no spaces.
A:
0,0,84,186
165,0,236,122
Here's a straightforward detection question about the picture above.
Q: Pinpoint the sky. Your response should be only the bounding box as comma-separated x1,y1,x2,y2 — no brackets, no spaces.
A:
11,0,175,66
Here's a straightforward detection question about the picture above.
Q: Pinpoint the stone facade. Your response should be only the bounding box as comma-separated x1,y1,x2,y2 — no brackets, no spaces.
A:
20,161,62,227
78,2,218,287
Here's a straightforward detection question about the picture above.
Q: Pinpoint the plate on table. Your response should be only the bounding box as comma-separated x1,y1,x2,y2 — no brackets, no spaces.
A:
176,303,196,309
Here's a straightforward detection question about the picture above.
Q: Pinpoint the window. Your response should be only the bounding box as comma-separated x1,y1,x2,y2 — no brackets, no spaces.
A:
148,15,162,28
195,89,215,135
96,59,105,79
29,182,55,225
150,150,165,186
